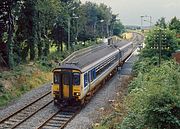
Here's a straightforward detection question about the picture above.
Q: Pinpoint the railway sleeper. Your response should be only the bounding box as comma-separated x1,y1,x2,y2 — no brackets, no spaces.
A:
53,117,70,121
56,115,72,118
47,121,65,125
4,121,15,125
8,118,21,122
49,119,66,124
44,124,61,128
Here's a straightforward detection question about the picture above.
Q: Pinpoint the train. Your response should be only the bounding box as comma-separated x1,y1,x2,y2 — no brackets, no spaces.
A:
51,40,135,106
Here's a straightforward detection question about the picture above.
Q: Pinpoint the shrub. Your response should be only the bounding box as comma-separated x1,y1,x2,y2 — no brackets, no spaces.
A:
0,82,4,93
121,61,180,129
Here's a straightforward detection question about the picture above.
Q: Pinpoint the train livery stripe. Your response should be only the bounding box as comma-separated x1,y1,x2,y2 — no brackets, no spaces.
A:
82,42,133,72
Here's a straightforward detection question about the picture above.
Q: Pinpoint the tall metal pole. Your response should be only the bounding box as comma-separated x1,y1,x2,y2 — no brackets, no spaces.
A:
94,22,96,35
158,29,162,67
106,23,109,37
141,16,143,31
67,18,70,50
75,19,78,44
67,17,70,50
150,16,152,27
99,20,104,38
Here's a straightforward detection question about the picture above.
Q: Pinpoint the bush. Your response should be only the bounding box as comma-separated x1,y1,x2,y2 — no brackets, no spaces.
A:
0,82,4,93
121,61,180,129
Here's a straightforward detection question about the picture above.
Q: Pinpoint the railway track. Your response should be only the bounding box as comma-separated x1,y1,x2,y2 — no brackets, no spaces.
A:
37,106,81,129
0,91,52,129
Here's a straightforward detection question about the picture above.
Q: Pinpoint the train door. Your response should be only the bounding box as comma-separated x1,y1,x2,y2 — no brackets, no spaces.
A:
62,72,72,98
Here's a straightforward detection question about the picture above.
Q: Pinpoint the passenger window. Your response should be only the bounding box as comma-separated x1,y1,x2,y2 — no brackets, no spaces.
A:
88,71,91,82
73,73,80,85
119,52,122,58
91,70,94,81
93,69,96,79
84,73,88,87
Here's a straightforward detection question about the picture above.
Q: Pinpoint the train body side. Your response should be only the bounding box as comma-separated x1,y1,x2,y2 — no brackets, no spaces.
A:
81,42,133,98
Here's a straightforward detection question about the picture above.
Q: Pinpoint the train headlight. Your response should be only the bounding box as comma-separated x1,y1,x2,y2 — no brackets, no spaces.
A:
74,92,80,96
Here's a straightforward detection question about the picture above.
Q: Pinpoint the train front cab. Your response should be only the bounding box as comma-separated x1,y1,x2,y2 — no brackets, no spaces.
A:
52,68,81,106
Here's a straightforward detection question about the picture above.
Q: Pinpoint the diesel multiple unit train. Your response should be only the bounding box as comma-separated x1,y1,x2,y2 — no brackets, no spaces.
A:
52,39,137,106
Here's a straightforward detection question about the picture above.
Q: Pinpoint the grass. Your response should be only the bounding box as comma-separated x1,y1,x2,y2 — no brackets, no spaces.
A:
0,64,51,107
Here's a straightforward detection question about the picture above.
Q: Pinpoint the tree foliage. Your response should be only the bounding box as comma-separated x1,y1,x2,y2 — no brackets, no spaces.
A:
155,17,167,29
122,61,180,129
169,17,180,34
0,0,18,68
0,0,121,69
143,27,177,59
113,20,125,36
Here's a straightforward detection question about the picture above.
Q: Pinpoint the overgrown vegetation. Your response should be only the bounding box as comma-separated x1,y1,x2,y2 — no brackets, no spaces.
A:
94,17,180,129
0,65,51,106
0,39,100,107
122,61,180,129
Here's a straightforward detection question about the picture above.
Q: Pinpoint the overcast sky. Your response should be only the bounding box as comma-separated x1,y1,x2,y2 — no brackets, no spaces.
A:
81,0,180,26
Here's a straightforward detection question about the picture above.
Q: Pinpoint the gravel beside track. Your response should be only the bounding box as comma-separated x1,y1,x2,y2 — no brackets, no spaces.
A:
16,103,59,129
0,83,51,121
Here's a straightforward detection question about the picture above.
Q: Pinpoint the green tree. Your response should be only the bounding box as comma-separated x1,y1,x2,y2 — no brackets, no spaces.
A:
36,0,61,56
78,2,116,41
78,2,99,41
15,0,37,61
155,17,167,29
169,17,180,34
98,3,112,37
26,0,37,60
113,20,124,36
143,27,177,59
0,0,18,68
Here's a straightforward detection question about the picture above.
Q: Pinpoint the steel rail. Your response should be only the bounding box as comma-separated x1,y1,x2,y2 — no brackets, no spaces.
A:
0,91,52,129
37,106,81,129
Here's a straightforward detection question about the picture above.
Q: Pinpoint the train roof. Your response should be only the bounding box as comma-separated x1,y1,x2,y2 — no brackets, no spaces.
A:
53,40,133,73
53,64,81,72
66,40,130,69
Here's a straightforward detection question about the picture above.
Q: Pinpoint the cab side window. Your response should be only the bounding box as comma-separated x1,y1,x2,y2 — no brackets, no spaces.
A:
54,72,60,84
73,73,80,85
